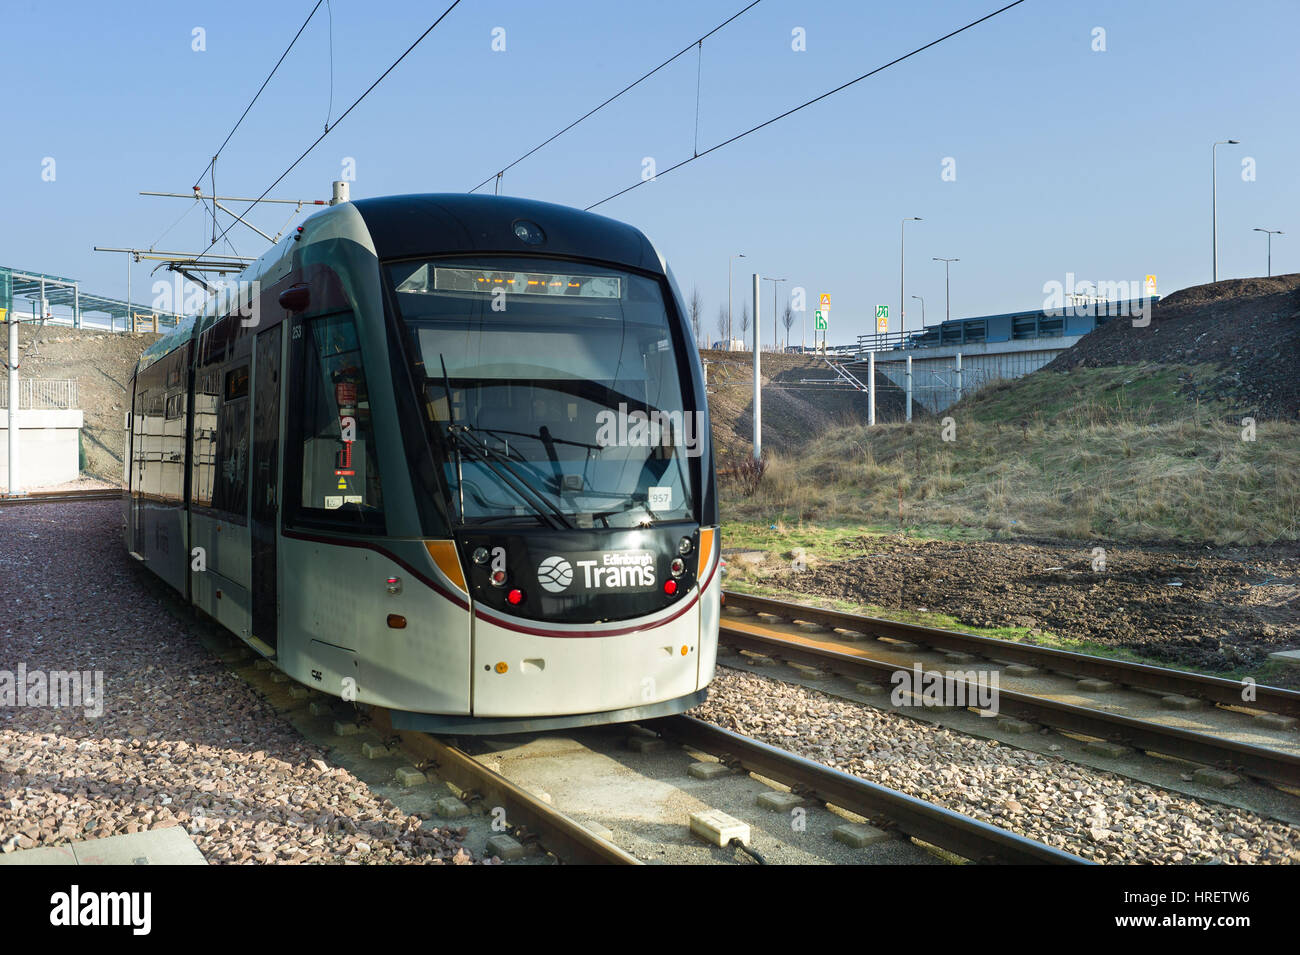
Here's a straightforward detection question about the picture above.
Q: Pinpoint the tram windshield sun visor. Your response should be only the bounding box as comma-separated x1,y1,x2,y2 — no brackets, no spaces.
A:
387,256,699,529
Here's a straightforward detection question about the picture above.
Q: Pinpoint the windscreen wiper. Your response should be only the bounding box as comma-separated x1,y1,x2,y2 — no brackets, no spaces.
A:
447,426,574,530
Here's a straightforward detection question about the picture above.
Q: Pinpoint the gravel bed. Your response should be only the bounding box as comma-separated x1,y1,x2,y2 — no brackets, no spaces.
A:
695,667,1300,864
0,502,476,864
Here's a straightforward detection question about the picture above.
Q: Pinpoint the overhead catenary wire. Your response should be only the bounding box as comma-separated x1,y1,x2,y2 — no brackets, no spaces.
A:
148,195,203,251
585,0,1028,210
194,0,465,265
192,0,327,190
467,0,763,194
324,0,335,131
694,40,703,157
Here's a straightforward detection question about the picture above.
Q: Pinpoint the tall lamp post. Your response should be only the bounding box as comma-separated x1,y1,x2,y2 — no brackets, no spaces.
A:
763,277,786,352
911,295,925,329
933,257,958,325
1253,228,1283,277
1212,140,1240,282
727,253,746,348
900,217,922,337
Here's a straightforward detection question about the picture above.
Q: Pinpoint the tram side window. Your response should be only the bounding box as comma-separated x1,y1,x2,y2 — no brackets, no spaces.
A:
190,367,221,507
298,313,383,522
210,363,250,518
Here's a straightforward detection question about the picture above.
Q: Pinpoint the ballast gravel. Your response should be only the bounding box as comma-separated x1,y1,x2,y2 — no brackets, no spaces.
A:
695,667,1300,864
0,502,477,864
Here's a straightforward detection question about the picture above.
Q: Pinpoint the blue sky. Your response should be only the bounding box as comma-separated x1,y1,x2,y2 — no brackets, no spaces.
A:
2,0,1295,343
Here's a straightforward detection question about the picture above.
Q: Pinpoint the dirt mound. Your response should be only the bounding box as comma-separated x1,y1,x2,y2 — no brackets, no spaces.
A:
4,325,161,485
702,350,887,466
1047,274,1300,419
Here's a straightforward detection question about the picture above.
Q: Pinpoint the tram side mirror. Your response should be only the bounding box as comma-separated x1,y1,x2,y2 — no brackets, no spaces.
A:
278,284,311,313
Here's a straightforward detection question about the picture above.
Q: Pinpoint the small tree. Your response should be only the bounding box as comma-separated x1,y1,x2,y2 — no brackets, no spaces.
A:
688,286,704,343
716,305,728,347
739,301,751,345
781,303,795,350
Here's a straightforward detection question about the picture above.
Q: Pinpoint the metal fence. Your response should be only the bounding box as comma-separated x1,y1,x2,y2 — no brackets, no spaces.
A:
870,357,1008,419
0,378,79,410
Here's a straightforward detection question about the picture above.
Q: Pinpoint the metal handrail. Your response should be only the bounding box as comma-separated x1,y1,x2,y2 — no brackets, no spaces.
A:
0,378,79,410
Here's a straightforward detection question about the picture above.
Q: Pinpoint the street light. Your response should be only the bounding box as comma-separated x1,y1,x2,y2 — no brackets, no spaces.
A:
933,257,958,325
763,277,787,352
1253,228,1284,277
1212,140,1240,282
901,217,922,337
911,295,925,329
727,253,746,349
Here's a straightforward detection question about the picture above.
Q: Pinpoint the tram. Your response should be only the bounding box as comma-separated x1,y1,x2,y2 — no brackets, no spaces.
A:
124,192,720,733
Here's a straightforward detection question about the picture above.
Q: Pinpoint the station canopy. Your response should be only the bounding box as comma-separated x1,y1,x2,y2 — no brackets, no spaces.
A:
1,264,185,331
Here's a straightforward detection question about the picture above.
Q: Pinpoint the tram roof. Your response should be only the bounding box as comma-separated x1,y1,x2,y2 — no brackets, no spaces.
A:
351,194,663,273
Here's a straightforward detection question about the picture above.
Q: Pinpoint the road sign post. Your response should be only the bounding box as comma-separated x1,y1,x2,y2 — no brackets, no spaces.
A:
817,293,830,352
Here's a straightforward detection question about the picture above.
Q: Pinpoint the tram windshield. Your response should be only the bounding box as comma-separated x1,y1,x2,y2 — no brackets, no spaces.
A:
386,256,699,529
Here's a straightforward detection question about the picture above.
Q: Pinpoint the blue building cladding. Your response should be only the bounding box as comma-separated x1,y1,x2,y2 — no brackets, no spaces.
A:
906,297,1159,349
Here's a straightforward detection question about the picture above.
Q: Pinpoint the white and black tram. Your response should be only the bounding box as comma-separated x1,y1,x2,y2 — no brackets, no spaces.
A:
124,193,721,733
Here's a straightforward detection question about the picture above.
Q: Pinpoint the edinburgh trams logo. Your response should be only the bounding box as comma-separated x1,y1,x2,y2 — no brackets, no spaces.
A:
536,556,574,593
536,552,657,593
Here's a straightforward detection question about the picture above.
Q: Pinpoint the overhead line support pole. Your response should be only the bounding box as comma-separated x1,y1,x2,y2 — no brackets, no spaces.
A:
752,272,761,460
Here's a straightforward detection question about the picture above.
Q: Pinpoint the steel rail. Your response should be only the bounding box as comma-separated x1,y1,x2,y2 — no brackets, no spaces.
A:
722,590,1300,720
0,489,122,506
718,622,1300,789
424,737,642,865
650,715,1091,864
368,708,640,865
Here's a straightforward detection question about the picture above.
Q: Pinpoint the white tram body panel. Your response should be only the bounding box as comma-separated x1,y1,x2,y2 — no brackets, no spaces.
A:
124,193,720,734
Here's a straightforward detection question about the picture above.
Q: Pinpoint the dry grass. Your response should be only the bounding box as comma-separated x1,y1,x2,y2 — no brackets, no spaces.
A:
720,364,1300,545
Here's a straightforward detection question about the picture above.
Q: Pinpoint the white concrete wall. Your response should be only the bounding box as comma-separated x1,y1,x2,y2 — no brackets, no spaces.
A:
0,409,85,488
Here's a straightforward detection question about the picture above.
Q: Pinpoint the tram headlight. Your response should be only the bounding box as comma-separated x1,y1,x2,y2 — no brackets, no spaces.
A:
678,536,693,555
490,569,507,587
512,220,546,245
670,558,685,577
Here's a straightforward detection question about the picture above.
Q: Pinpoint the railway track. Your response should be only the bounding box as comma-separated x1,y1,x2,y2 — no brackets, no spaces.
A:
0,488,121,506
720,591,1300,790
395,713,1088,865
647,715,1088,864
219,634,1095,865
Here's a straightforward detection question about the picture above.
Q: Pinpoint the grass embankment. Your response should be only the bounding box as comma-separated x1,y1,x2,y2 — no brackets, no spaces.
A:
720,363,1300,546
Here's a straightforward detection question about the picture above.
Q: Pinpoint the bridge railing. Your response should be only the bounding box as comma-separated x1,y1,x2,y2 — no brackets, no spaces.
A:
0,379,79,410
855,331,913,353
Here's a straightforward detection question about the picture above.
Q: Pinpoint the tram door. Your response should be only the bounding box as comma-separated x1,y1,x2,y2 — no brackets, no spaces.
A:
250,324,283,652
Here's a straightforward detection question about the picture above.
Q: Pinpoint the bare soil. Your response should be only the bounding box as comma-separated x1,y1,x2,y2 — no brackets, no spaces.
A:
702,349,900,467
1047,274,1300,420
4,324,161,485
753,535,1300,683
